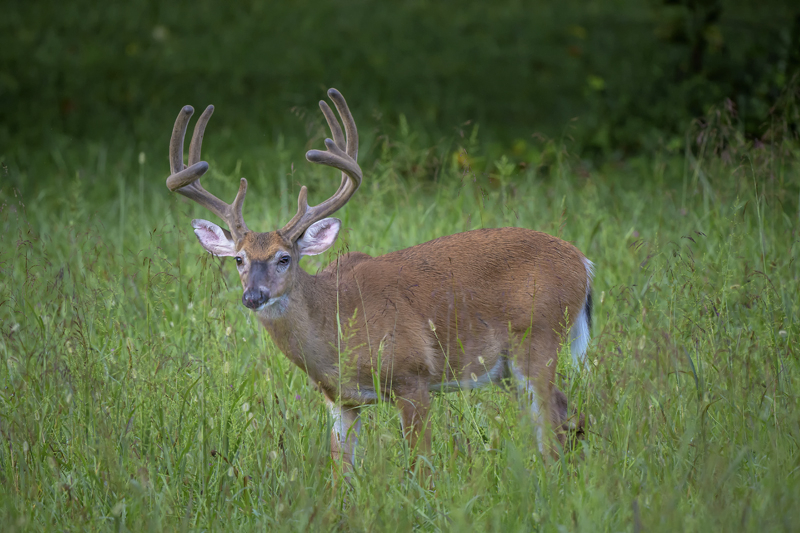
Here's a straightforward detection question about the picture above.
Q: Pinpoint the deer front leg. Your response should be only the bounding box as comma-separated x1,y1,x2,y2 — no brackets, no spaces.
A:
396,386,432,482
329,402,362,478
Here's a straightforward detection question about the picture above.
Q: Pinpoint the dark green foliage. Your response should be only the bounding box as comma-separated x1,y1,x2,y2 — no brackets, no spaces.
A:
2,0,797,158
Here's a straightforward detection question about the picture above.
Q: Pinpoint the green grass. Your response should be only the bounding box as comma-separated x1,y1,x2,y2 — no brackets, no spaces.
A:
0,124,799,531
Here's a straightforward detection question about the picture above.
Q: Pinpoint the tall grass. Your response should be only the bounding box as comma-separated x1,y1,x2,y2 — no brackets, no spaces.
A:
0,119,798,531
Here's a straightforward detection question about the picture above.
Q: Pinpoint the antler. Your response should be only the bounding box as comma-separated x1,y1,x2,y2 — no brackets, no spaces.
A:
279,88,362,242
166,105,250,241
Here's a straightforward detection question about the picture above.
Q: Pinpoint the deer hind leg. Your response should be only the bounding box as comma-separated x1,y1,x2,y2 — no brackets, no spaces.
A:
551,384,586,451
329,402,362,476
510,333,567,457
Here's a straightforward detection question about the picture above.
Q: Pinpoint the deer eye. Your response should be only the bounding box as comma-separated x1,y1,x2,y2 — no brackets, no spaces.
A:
278,255,291,266
235,256,243,266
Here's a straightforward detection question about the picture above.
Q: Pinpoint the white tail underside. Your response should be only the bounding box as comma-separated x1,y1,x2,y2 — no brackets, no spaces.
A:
569,257,594,367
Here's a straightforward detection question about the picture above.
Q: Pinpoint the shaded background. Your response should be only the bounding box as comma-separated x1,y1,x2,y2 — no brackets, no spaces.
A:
2,0,799,170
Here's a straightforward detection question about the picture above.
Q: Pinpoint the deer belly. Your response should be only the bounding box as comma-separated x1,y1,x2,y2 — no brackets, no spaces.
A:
428,356,508,393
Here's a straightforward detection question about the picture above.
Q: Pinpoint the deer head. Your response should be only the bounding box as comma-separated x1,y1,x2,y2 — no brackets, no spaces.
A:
166,89,362,315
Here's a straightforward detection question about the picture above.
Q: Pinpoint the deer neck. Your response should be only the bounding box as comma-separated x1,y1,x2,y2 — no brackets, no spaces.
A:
256,268,340,391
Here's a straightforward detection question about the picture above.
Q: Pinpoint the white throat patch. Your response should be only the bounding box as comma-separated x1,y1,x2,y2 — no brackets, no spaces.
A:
256,294,289,319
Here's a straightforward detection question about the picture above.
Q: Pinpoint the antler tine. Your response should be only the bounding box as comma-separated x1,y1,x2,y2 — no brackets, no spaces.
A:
170,105,194,175
319,101,345,152
188,105,214,166
167,105,211,191
310,89,359,201
317,100,349,206
327,88,358,161
279,89,362,243
319,89,359,198
319,88,359,201
166,105,250,241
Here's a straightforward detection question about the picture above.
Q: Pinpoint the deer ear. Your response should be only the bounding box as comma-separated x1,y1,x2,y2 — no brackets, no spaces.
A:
192,219,237,256
296,218,340,256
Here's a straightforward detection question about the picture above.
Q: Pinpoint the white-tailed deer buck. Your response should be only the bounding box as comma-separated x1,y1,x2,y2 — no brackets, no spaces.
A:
166,89,593,473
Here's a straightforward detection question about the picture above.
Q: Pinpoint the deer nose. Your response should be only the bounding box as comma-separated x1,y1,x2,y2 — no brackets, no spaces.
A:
242,287,270,309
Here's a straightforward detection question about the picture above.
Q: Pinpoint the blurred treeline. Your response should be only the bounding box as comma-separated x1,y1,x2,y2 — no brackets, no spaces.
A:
2,0,799,161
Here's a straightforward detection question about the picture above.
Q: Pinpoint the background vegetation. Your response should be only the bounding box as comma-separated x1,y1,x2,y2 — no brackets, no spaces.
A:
1,0,799,531
2,0,799,162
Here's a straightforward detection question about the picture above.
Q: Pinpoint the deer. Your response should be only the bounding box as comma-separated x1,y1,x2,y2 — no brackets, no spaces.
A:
165,88,593,476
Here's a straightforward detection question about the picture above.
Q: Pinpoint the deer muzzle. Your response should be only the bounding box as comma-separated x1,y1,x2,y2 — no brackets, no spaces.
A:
243,286,271,309
242,262,272,309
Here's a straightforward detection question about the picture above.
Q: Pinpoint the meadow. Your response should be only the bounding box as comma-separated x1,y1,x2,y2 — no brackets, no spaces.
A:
1,100,799,531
